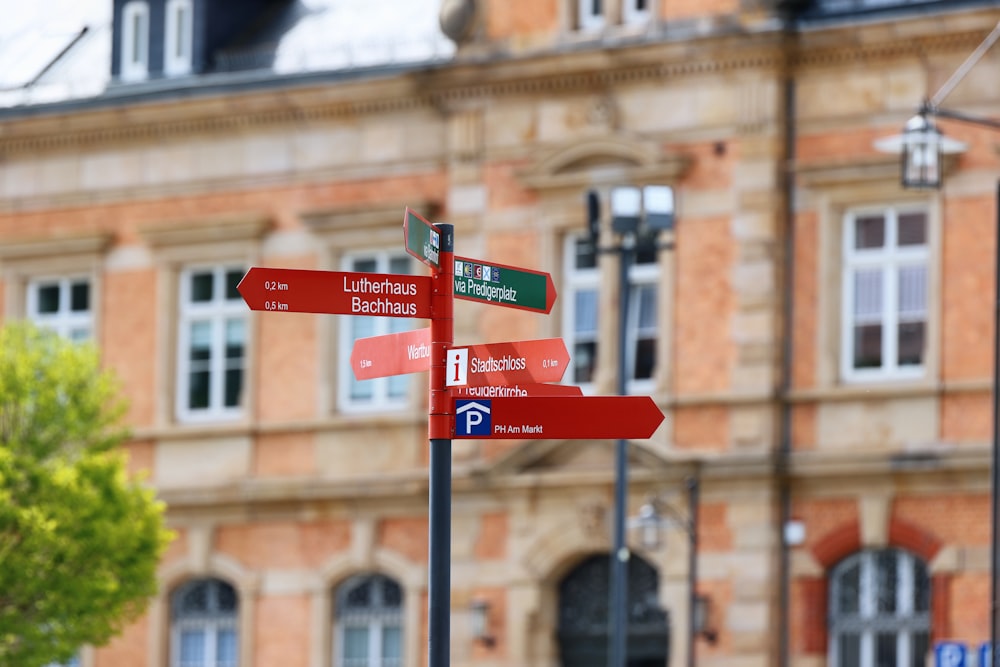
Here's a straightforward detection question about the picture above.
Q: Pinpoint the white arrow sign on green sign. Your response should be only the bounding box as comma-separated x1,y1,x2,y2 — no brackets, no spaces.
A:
453,256,556,314
403,207,441,269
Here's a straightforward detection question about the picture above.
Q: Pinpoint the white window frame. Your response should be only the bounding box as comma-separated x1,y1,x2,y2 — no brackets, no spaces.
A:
164,0,194,76
121,0,150,82
840,205,928,383
27,276,93,342
176,265,247,423
171,579,239,667
621,0,652,25
577,0,606,30
337,251,414,413
563,233,601,394
334,575,404,667
828,549,930,667
625,257,658,394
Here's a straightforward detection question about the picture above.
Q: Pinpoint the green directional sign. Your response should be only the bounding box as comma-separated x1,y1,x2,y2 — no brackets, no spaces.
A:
453,255,557,314
403,207,441,269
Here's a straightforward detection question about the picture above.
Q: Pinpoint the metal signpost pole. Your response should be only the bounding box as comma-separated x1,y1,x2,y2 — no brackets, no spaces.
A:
428,223,454,667
610,234,635,667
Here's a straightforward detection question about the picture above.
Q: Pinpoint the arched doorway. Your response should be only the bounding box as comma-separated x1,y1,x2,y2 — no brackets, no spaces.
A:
557,553,670,667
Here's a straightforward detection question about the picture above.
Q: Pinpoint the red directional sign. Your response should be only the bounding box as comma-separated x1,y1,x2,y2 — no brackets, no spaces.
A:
450,383,583,398
351,327,431,380
445,338,569,387
238,267,432,318
452,396,664,439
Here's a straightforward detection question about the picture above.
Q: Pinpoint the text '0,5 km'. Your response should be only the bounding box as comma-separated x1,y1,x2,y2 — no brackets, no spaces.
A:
237,267,433,318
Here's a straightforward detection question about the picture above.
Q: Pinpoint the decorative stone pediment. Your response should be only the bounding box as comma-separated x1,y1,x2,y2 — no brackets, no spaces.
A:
137,212,272,248
0,231,113,262
518,136,690,192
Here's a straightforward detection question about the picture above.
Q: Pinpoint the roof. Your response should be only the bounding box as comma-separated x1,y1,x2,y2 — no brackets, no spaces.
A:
0,0,455,110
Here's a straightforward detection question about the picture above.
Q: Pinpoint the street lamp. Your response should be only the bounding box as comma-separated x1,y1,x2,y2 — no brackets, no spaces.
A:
630,477,713,667
585,184,675,667
876,18,1000,666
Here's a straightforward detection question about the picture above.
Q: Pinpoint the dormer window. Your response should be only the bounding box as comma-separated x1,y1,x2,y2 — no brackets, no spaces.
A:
121,0,150,81
578,0,605,31
165,0,193,76
622,0,650,25
575,0,653,32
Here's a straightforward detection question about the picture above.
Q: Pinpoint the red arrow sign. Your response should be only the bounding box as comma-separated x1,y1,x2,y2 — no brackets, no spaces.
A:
351,327,431,380
238,267,432,318
445,338,569,386
452,396,664,439
450,383,583,398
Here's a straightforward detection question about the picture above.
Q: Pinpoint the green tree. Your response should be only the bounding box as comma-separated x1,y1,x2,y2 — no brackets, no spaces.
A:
0,322,172,667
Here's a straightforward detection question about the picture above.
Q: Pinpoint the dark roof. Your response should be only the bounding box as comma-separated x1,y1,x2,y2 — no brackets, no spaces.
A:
0,0,454,110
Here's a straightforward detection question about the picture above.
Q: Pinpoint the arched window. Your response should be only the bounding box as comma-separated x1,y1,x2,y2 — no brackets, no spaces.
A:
829,548,930,667
557,553,668,667
334,574,403,667
171,578,239,667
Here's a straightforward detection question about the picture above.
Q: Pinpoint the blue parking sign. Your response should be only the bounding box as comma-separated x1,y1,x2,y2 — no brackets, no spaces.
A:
936,642,966,667
455,400,491,436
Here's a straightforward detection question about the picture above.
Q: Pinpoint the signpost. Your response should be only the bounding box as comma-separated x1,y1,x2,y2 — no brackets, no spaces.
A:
445,338,569,387
453,255,556,314
404,207,442,269
351,327,432,381
239,207,666,667
452,396,664,439
238,267,431,318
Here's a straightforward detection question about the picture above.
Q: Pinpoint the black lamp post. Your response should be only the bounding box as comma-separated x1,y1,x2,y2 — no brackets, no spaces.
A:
631,477,708,667
876,18,1000,666
586,184,674,667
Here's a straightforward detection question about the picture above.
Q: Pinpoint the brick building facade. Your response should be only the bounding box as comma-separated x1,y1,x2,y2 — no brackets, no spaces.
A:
1,0,999,666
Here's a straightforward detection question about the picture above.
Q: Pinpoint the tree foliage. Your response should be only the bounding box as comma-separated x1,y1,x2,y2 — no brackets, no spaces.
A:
0,322,172,667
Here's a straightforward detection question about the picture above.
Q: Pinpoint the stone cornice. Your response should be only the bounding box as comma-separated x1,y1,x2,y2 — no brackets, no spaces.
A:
301,201,436,234
791,22,994,70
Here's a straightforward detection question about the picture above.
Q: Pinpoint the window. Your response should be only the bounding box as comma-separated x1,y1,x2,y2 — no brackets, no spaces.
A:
577,0,605,30
628,239,659,390
121,1,150,81
563,225,659,393
564,234,600,388
171,579,238,667
335,574,403,667
622,0,651,25
27,277,92,342
841,206,928,382
165,0,194,76
338,252,413,412
829,549,930,667
177,266,247,422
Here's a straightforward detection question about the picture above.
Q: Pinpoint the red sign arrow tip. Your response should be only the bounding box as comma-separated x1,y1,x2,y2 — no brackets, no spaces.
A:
544,274,557,314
